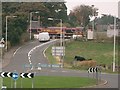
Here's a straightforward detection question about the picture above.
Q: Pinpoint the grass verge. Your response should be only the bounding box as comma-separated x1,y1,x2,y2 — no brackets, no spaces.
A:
46,40,119,72
3,76,96,88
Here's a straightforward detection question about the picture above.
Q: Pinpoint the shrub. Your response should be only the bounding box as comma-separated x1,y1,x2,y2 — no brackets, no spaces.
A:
73,60,97,69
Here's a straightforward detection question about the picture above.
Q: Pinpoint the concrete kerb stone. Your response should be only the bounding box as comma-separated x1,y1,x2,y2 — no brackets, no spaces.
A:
26,68,108,88
82,79,108,88
42,41,109,88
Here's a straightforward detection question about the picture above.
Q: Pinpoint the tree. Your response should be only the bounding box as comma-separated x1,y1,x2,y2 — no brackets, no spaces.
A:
42,2,67,27
2,16,28,46
95,15,114,25
68,10,79,27
71,5,98,29
2,2,68,46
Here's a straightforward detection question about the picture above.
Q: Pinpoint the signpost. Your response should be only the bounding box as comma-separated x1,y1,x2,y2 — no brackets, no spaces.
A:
0,71,35,88
88,67,101,85
12,71,19,88
20,73,34,88
0,72,12,77
52,46,65,67
52,46,65,56
0,44,4,48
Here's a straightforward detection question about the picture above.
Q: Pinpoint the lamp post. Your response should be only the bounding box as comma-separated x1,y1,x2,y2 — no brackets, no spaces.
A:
48,18,64,67
30,11,39,40
113,16,116,72
91,5,95,39
59,19,63,47
48,18,63,47
5,16,17,51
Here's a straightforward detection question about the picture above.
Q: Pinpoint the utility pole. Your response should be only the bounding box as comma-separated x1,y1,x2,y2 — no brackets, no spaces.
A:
5,16,17,51
30,11,39,40
113,16,116,72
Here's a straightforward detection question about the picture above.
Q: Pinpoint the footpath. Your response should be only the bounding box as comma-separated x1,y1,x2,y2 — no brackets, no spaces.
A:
0,46,20,68
0,40,32,69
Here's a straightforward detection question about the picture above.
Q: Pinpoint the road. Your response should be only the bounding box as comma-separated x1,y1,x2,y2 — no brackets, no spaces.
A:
2,40,119,88
3,40,57,73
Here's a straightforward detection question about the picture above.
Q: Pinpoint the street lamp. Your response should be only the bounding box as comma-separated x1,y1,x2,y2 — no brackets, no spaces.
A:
91,5,95,39
48,18,63,47
30,11,39,40
101,14,117,72
48,18,64,67
113,16,116,72
5,16,17,51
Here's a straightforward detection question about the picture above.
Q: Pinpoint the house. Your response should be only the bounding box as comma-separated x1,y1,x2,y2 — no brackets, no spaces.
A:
107,24,119,37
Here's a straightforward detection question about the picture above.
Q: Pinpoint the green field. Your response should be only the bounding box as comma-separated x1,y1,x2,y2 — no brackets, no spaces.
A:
46,40,119,70
65,40,118,65
3,76,96,88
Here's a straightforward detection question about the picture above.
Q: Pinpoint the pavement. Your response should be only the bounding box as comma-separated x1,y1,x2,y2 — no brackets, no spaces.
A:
1,41,33,69
1,46,20,69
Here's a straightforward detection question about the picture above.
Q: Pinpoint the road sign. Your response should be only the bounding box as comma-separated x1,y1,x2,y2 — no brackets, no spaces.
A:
88,67,101,85
0,72,12,77
88,67,99,73
20,73,34,78
12,72,19,80
1,86,7,90
0,44,4,48
0,38,5,44
52,46,65,56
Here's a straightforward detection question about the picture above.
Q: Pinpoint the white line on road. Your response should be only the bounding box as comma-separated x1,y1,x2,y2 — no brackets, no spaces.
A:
43,46,49,58
27,40,57,65
13,47,22,57
62,70,68,72
29,60,31,63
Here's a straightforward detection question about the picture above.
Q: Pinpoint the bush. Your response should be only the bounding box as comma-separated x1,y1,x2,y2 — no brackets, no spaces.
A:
95,32,113,43
20,32,30,44
73,60,97,69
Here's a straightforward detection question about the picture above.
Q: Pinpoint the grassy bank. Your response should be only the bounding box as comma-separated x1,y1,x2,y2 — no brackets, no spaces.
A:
3,76,96,88
46,40,119,71
65,40,118,65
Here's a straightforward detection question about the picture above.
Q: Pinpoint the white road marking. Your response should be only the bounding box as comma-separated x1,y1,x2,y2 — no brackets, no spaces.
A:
27,40,57,65
62,71,68,72
29,60,31,63
51,70,56,72
13,47,22,57
31,66,33,70
38,67,42,70
30,62,32,65
43,46,49,58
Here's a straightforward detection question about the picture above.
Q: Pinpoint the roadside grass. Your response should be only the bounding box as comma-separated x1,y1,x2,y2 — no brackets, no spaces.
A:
65,40,118,65
3,76,96,88
45,40,119,71
45,46,57,64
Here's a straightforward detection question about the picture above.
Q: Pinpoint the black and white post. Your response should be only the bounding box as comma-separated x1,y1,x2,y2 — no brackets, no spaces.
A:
88,67,100,85
20,72,34,88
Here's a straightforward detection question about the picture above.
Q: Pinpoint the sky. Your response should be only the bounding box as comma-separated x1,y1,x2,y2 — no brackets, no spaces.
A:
65,0,119,17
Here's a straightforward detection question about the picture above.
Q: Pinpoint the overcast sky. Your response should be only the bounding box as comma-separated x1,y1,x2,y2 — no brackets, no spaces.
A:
65,0,119,17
